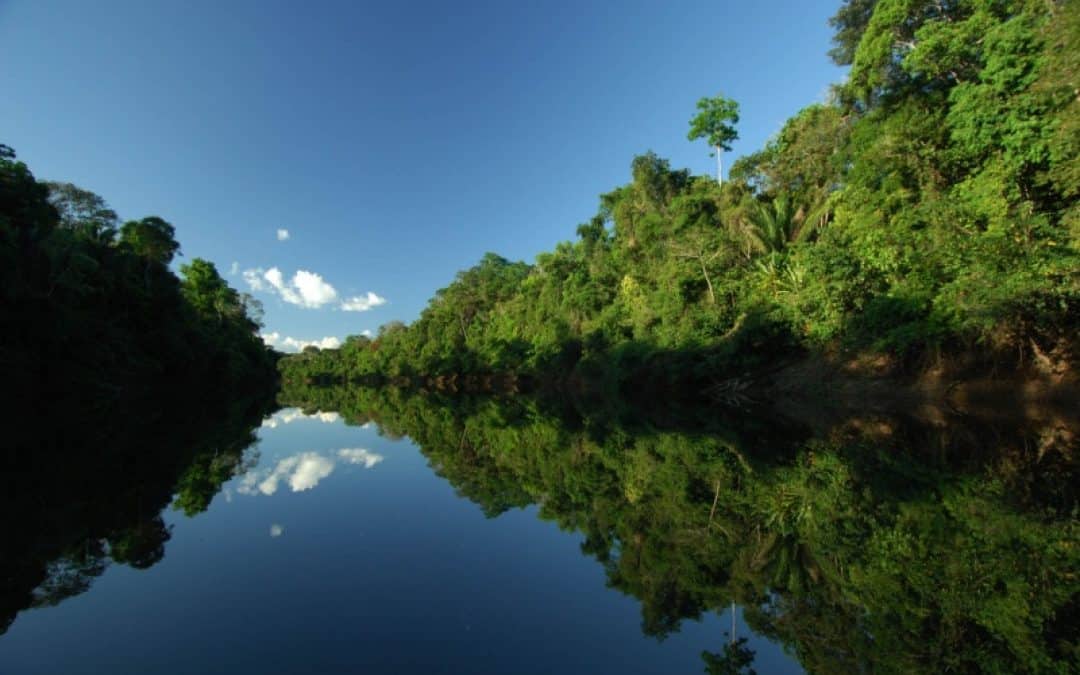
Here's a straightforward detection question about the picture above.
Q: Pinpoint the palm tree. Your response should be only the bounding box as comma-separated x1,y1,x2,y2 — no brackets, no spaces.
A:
746,195,798,254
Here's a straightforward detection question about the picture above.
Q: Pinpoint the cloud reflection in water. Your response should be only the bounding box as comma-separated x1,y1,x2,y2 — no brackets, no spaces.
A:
260,409,341,429
237,447,384,496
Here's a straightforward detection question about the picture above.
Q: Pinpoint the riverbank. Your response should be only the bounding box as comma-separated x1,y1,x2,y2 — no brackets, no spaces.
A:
749,349,1078,438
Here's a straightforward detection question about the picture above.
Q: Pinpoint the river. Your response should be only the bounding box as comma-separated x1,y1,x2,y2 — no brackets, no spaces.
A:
1,387,1074,673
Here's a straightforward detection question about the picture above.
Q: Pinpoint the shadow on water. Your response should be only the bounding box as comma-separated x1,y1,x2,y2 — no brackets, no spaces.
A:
278,382,1078,675
0,387,277,635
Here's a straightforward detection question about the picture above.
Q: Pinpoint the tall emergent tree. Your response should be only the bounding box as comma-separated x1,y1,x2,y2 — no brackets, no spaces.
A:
688,94,740,186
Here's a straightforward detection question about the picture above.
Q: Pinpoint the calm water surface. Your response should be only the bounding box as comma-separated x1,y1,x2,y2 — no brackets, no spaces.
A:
4,386,1076,674
1,407,800,674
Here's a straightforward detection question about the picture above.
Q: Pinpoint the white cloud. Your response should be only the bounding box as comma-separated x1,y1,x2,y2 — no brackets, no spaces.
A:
270,523,284,537
242,266,386,313
229,261,239,276
260,332,342,353
260,331,279,346
360,329,374,337
277,228,290,241
337,448,384,468
237,451,335,496
293,270,339,307
243,267,338,308
243,268,268,292
237,447,384,497
287,453,335,491
340,292,387,312
264,267,287,292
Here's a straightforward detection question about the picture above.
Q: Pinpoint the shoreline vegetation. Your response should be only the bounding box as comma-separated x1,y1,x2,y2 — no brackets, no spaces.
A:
0,145,278,405
280,350,1078,412
0,145,279,633
277,0,1079,402
2,2,1076,673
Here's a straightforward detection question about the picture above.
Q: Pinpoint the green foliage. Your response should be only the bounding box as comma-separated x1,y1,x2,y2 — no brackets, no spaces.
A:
119,216,180,265
746,194,799,253
827,0,879,66
281,0,1078,386
688,94,741,153
46,181,119,243
0,147,277,400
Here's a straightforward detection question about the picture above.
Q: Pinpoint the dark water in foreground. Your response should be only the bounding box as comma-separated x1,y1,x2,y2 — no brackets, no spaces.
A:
1,387,1076,674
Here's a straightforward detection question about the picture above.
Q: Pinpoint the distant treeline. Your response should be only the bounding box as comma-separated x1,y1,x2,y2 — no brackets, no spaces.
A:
281,0,1078,388
0,144,277,401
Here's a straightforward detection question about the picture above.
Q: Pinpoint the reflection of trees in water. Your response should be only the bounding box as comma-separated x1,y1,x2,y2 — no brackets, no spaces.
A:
30,543,108,610
702,636,756,675
279,383,1078,674
0,391,274,635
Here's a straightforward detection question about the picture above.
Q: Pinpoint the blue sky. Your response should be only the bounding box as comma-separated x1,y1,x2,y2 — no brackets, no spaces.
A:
1,0,844,350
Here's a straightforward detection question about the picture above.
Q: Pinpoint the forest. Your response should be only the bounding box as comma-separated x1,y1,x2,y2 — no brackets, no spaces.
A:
1,142,280,633
280,0,1079,391
3,2,1077,673
0,144,278,404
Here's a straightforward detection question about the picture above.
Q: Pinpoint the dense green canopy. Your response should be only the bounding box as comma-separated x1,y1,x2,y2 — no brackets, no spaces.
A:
0,147,277,399
1,147,279,630
281,0,1078,387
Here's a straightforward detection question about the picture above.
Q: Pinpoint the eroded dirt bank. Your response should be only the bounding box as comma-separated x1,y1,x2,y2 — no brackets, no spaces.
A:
752,350,1078,437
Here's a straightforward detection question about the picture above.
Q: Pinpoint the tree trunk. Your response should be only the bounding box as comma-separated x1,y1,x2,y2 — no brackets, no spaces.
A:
700,259,716,304
708,479,721,528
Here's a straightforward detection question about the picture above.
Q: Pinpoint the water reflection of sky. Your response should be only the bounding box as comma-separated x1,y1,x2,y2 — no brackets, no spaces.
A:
0,407,803,674
227,409,386,498
238,447,383,496
260,408,343,428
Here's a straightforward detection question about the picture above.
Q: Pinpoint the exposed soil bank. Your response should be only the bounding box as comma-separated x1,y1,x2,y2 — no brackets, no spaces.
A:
752,350,1079,434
